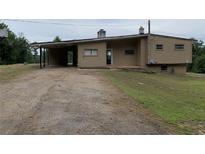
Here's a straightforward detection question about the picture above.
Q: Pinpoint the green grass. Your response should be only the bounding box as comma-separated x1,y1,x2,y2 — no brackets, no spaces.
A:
0,64,39,82
105,70,205,134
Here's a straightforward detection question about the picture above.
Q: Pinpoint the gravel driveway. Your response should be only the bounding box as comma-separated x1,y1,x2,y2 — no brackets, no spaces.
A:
0,68,167,134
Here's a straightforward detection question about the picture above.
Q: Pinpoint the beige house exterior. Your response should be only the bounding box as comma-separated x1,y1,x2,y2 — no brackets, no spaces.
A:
31,30,194,74
78,42,107,68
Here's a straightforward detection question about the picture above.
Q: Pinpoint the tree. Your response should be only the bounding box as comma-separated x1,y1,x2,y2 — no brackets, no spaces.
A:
192,40,205,59
0,22,33,64
188,40,205,73
192,55,205,73
0,23,15,64
53,36,61,42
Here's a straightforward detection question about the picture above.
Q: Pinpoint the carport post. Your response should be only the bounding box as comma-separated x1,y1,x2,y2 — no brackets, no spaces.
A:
47,49,49,66
40,47,42,69
43,48,46,67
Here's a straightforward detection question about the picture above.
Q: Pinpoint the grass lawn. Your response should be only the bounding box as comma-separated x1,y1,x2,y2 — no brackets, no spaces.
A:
105,70,205,134
0,64,39,82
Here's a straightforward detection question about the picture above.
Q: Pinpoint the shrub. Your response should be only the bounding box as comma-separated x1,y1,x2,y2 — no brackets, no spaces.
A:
192,55,205,73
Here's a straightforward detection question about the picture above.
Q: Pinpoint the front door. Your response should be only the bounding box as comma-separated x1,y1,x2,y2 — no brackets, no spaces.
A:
106,49,113,65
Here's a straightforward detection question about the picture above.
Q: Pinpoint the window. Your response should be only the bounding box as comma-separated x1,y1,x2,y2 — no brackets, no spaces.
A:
161,65,168,71
84,49,98,56
175,44,184,50
156,44,163,50
125,49,135,55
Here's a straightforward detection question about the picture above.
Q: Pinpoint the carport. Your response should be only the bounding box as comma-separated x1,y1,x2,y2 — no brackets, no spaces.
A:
33,41,78,68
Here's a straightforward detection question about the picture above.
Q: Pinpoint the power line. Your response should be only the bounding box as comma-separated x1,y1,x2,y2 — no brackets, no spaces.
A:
4,19,83,26
3,19,139,27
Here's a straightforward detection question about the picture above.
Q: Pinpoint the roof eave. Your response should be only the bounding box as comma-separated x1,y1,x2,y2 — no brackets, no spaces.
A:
150,33,196,41
30,34,148,48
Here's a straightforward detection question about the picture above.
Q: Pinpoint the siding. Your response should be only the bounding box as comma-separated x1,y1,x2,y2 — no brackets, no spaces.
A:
77,42,107,68
147,64,187,74
139,38,147,68
107,39,140,66
148,35,192,64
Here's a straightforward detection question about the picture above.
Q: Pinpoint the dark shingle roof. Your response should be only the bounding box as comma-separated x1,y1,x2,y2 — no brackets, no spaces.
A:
30,33,195,48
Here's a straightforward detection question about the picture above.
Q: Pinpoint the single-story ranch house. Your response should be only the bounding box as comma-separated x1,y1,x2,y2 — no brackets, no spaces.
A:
31,27,194,74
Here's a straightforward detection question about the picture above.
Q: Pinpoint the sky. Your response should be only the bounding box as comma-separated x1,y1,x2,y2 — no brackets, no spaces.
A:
1,19,205,43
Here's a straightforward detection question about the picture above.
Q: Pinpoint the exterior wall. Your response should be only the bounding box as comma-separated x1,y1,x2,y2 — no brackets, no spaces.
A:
48,48,67,66
147,64,187,74
139,38,148,68
107,39,140,66
148,35,192,64
77,42,107,68
172,65,187,74
45,34,192,74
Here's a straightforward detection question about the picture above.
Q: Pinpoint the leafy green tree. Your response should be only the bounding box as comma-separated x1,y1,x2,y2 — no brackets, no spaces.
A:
0,23,16,64
53,36,61,42
192,40,205,60
192,55,205,73
187,40,205,73
0,22,33,64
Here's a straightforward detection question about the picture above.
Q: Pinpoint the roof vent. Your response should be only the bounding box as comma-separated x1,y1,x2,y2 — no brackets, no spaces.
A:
98,29,106,38
139,26,144,35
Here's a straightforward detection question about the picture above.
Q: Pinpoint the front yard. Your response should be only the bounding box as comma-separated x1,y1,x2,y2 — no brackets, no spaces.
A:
0,65,166,134
0,64,38,82
105,70,205,134
1,64,205,134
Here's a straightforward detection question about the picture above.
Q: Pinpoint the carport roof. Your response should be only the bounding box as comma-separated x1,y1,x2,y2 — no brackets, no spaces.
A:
30,33,195,48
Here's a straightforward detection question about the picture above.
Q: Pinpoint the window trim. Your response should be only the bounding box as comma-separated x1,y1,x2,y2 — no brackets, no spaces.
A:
175,44,185,50
156,44,164,50
124,49,135,55
83,49,98,57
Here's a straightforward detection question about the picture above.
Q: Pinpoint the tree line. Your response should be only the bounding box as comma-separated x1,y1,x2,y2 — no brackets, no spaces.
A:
0,23,34,64
188,40,205,73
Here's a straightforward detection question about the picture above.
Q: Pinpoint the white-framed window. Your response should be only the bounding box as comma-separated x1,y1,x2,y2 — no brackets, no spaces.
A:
156,44,163,50
175,44,184,50
124,49,135,55
84,49,98,56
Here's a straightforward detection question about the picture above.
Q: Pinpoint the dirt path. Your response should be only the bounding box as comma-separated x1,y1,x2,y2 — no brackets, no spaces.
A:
0,68,168,134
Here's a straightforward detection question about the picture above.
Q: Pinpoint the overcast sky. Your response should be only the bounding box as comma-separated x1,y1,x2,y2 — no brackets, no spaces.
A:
1,19,205,43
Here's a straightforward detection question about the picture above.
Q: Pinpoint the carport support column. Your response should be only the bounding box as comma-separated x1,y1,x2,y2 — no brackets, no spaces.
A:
47,49,49,66
43,48,46,67
40,47,42,69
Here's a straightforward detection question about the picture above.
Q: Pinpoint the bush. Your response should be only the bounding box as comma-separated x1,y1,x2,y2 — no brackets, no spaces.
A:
192,55,205,73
